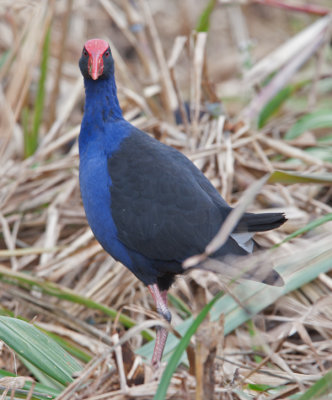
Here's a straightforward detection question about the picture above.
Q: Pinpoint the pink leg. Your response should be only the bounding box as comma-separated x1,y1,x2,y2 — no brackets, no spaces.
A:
148,284,171,368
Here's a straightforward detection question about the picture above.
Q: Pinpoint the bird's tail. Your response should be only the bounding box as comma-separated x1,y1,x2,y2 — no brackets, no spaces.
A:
186,211,287,287
236,212,287,233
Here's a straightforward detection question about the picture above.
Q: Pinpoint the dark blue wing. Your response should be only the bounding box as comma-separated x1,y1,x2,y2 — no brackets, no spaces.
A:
107,128,236,262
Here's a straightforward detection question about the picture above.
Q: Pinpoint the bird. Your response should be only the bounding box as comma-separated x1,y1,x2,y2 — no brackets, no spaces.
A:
78,38,287,368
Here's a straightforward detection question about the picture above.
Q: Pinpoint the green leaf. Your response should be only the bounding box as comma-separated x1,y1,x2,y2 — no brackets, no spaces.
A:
267,170,332,185
258,85,294,128
285,109,332,140
318,133,332,143
0,317,82,386
153,291,223,400
0,305,91,364
19,356,64,390
45,331,92,364
305,146,332,162
297,369,332,400
247,383,275,392
196,0,217,32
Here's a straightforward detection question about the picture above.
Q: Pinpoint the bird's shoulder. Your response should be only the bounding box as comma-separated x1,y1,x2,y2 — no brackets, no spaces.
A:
109,126,187,167
108,126,222,197
107,126,221,208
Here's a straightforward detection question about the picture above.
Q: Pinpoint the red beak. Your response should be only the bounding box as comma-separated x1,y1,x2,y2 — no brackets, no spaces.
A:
88,53,103,80
84,39,109,80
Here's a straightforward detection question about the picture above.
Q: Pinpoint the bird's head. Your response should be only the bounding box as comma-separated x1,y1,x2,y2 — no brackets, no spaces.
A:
79,39,113,80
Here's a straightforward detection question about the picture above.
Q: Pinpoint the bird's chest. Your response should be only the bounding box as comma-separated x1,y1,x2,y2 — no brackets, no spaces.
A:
79,151,133,267
79,154,114,237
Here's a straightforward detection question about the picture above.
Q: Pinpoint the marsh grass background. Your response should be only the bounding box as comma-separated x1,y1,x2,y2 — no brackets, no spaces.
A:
0,0,332,399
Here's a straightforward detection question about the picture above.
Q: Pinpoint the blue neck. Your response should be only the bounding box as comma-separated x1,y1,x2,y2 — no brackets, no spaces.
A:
79,72,130,158
83,73,123,123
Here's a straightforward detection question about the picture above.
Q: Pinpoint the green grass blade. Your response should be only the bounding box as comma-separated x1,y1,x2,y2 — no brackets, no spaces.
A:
297,369,332,400
258,78,310,128
0,265,153,341
267,170,332,185
22,106,31,155
33,27,50,143
167,293,192,318
153,291,223,400
196,0,217,32
285,109,332,140
258,85,294,128
0,49,9,69
24,26,51,157
0,317,82,386
247,383,276,392
274,213,332,247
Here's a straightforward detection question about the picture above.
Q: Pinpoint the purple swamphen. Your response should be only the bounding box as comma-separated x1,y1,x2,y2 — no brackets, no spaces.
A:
78,39,286,367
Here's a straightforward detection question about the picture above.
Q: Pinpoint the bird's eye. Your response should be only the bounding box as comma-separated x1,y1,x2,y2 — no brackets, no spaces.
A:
104,50,110,57
83,48,88,57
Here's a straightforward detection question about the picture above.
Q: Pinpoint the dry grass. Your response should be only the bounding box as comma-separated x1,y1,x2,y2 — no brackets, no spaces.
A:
0,0,332,399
